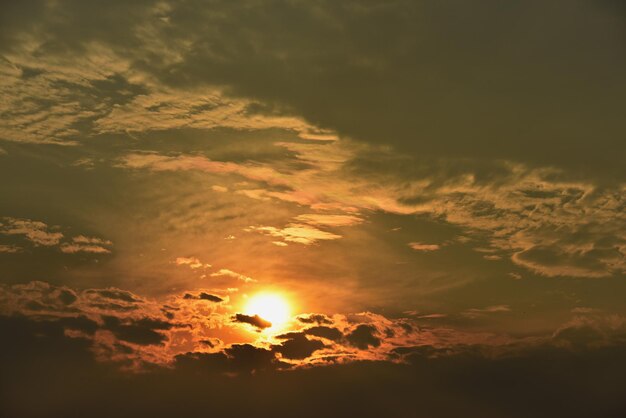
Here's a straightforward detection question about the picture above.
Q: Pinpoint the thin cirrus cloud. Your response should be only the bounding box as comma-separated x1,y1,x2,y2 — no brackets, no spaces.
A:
408,242,441,252
245,224,342,246
113,144,624,279
210,269,256,283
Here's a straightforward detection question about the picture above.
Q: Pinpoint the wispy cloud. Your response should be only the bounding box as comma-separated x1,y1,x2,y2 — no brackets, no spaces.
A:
246,224,342,245
175,257,211,269
294,214,363,227
210,269,256,283
408,242,440,252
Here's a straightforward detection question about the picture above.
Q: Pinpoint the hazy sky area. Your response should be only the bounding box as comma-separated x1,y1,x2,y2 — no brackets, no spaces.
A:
1,1,625,417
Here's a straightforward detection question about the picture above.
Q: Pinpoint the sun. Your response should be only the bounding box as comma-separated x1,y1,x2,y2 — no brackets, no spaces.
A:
244,293,291,329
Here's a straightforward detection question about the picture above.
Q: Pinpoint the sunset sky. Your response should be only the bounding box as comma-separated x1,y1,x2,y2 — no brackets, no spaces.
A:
1,1,625,417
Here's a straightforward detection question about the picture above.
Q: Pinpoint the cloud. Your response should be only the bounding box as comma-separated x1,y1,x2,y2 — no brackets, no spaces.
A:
297,313,333,325
60,243,111,254
58,234,113,254
183,292,224,303
294,214,363,227
2,280,625,377
111,139,624,280
210,269,256,283
346,324,381,350
0,244,21,253
223,344,285,373
0,218,114,255
3,309,626,418
110,137,623,281
232,313,272,330
246,224,342,245
118,152,284,184
463,305,511,319
102,315,173,346
3,0,624,173
84,288,142,304
73,235,112,245
273,332,326,360
512,243,623,279
175,256,211,269
0,217,63,246
408,242,441,252
304,326,343,341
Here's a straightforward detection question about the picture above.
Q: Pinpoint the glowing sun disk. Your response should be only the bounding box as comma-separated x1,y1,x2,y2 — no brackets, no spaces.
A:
244,293,290,328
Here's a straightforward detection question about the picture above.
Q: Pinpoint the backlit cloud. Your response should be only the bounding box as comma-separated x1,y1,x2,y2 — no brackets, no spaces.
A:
175,257,211,269
246,224,342,246
210,269,256,283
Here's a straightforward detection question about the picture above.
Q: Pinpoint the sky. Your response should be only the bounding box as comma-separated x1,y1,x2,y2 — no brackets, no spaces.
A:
1,1,625,417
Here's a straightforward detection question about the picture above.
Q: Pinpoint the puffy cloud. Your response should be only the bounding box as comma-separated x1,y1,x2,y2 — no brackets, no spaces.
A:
232,313,272,330
272,332,326,360
102,315,173,346
0,218,114,255
297,313,333,325
304,326,343,341
346,324,381,350
2,280,625,377
0,217,63,246
175,256,211,269
3,308,626,418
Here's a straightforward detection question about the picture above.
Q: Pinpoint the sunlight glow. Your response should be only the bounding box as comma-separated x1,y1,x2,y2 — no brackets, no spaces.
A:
244,293,291,329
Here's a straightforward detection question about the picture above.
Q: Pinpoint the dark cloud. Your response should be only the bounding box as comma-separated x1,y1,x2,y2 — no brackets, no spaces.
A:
174,351,230,374
273,332,326,360
198,338,221,348
175,343,285,376
175,343,285,375
85,288,141,303
224,343,284,373
304,326,343,341
297,313,333,325
3,1,623,177
56,315,99,335
57,288,77,305
1,1,625,415
232,313,272,330
87,302,139,312
156,0,626,179
3,313,626,418
346,324,381,349
183,292,223,302
102,316,172,346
